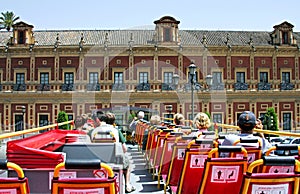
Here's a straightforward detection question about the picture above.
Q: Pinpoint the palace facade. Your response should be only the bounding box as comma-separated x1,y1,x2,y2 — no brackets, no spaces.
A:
0,16,299,132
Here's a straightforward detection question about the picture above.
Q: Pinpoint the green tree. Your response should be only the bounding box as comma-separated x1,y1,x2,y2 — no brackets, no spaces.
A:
262,107,278,131
0,11,20,31
57,111,69,130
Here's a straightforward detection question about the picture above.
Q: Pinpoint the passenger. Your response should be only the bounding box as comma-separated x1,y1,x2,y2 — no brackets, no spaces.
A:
191,112,212,138
129,110,145,136
74,115,85,130
104,112,136,193
174,113,185,126
222,111,272,154
141,114,161,151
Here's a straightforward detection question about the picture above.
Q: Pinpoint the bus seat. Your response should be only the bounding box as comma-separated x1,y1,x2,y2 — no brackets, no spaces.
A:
198,146,248,194
51,159,117,194
240,156,300,194
0,159,29,194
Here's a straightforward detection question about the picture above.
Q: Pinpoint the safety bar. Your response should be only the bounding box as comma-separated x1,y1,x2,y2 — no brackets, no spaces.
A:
247,156,300,174
0,159,25,179
201,131,215,135
53,159,115,179
170,132,184,136
233,137,262,146
181,135,197,140
208,146,247,158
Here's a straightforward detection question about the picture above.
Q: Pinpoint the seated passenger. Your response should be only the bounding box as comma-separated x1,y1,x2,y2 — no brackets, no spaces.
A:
191,112,213,138
93,112,136,193
222,111,272,154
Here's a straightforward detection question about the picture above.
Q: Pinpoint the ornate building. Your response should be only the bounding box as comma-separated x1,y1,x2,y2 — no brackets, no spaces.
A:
0,16,299,132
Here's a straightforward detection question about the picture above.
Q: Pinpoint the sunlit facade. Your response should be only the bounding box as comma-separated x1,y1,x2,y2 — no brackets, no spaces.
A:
0,16,299,132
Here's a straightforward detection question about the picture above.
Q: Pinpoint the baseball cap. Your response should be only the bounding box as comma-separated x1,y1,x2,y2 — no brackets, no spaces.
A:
238,111,256,127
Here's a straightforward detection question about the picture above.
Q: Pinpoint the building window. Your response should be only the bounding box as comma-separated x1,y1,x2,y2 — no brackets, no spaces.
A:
139,72,148,84
64,72,74,84
164,28,171,42
283,113,291,131
236,72,245,83
259,72,268,83
282,31,288,44
89,72,98,84
40,73,49,84
163,72,173,84
16,73,25,84
39,115,49,127
213,113,222,131
212,72,222,84
282,72,290,83
18,31,25,44
114,72,123,84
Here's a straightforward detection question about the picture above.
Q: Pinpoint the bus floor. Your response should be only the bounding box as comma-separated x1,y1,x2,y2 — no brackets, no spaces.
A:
127,143,164,194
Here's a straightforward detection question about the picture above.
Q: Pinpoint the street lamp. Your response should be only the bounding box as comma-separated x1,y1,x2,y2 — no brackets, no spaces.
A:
205,74,213,90
21,106,26,132
172,74,179,90
189,62,197,119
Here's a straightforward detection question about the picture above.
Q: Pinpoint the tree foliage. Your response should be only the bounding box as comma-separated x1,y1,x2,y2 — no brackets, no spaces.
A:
0,11,20,31
262,107,278,131
57,111,69,130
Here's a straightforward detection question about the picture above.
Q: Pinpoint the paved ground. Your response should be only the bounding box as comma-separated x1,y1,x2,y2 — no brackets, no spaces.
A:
127,144,164,194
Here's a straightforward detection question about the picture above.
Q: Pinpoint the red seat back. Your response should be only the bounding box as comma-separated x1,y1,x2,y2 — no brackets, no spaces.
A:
198,146,248,194
51,159,117,194
240,156,300,194
177,139,216,194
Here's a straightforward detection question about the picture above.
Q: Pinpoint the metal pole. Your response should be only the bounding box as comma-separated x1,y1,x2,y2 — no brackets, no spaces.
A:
191,74,194,119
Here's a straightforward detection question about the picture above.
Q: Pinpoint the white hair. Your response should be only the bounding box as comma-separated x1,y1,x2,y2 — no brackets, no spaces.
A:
137,111,145,119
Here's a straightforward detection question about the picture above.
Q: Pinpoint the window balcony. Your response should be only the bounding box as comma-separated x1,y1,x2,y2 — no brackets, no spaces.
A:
86,83,100,91
161,83,176,91
257,82,271,91
136,83,150,91
234,82,248,90
61,84,75,91
184,82,202,91
210,83,225,90
112,83,126,91
13,84,26,91
37,84,50,91
280,82,294,91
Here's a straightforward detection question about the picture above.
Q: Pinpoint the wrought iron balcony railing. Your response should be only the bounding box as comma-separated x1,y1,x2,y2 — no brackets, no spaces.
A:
210,83,225,90
234,82,248,90
13,84,26,91
184,82,202,91
280,82,294,91
61,83,75,91
37,84,50,91
136,83,150,91
257,82,271,91
112,83,126,91
86,83,100,91
161,83,176,91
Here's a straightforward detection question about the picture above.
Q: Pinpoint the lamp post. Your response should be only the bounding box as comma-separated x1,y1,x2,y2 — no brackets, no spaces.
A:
189,62,197,119
21,106,26,137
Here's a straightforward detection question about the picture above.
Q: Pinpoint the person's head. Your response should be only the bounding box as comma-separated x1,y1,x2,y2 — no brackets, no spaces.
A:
150,115,161,125
105,112,116,125
193,112,211,129
238,111,257,133
74,116,85,129
137,111,145,119
174,113,185,125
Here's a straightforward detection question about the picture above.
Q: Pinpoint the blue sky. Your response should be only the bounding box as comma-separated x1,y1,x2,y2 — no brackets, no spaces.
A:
1,0,300,31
